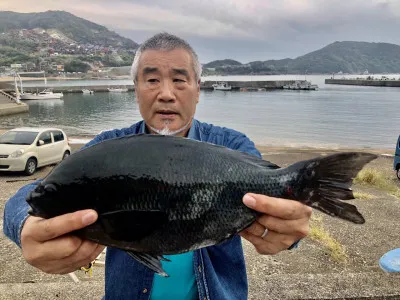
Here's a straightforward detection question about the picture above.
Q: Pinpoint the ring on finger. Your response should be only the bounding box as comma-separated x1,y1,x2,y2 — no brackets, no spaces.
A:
261,227,269,239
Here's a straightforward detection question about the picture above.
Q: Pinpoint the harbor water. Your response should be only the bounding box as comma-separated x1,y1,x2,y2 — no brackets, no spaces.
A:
1,75,399,150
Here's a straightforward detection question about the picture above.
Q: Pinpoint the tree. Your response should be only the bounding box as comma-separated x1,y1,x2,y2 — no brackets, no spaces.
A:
64,59,90,73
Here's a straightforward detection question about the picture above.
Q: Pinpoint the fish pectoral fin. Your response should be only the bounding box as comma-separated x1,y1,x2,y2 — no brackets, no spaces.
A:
99,210,168,241
126,251,170,277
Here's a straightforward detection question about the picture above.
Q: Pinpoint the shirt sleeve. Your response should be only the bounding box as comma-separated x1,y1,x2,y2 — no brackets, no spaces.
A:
227,132,280,168
229,133,262,158
3,179,42,248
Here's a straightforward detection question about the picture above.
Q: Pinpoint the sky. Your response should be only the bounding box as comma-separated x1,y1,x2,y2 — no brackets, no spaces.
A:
1,0,400,63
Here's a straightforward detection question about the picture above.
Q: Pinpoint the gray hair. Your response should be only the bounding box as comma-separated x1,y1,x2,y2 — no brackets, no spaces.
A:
131,32,202,83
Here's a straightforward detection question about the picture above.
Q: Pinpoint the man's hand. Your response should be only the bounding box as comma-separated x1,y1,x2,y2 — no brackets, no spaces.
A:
239,193,312,255
21,210,105,274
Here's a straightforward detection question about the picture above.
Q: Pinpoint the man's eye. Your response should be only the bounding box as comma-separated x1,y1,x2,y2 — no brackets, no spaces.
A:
174,79,185,82
148,79,159,83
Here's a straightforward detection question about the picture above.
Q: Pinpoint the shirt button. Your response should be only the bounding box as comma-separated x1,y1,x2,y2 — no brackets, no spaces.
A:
142,288,148,294
198,265,202,273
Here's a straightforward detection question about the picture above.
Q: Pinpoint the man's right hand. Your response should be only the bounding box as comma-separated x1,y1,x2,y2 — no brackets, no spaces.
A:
21,210,105,274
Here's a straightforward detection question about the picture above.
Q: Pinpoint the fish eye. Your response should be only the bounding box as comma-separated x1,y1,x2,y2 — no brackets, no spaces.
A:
44,183,57,193
305,168,315,179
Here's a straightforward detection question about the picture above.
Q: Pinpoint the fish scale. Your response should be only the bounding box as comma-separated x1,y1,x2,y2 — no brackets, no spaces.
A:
26,134,377,276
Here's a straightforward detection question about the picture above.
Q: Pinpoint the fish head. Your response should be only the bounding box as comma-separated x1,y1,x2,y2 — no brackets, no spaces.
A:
26,182,64,219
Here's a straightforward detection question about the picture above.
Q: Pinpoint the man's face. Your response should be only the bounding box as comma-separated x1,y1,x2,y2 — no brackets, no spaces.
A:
135,48,200,136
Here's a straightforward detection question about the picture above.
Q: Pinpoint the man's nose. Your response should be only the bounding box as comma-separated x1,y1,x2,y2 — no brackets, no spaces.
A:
157,81,176,102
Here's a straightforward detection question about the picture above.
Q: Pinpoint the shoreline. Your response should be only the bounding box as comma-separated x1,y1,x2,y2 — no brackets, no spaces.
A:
0,129,394,155
0,76,83,82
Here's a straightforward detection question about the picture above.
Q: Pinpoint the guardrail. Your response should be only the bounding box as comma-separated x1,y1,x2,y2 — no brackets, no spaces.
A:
0,89,20,104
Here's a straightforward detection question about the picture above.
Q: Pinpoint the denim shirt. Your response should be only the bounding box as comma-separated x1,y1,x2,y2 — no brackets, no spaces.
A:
3,119,263,300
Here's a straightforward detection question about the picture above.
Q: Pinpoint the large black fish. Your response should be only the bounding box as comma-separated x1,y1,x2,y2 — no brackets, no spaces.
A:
26,134,377,276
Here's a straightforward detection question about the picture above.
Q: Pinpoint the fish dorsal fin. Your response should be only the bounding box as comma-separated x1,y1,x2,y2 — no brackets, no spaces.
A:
99,210,168,242
126,251,170,277
236,151,280,170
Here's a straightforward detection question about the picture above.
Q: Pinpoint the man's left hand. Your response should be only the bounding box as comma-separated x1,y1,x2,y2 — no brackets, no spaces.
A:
239,193,312,255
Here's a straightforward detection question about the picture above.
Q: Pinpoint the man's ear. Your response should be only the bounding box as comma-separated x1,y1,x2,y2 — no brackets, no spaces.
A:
134,81,140,103
196,79,201,100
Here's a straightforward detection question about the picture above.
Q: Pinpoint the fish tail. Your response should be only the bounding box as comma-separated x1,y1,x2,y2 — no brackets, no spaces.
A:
293,152,378,224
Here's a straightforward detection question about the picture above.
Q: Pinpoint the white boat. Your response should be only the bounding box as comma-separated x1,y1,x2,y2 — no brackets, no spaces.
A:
283,81,301,90
212,82,232,91
19,89,64,100
12,71,63,101
283,80,318,90
82,89,94,94
108,87,128,92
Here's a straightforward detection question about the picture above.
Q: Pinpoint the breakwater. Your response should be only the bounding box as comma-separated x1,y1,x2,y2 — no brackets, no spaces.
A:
1,80,298,94
325,79,400,87
2,85,135,94
201,80,296,90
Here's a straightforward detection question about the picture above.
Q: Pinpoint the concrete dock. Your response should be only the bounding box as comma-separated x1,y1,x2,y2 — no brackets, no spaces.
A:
0,90,28,116
325,78,400,87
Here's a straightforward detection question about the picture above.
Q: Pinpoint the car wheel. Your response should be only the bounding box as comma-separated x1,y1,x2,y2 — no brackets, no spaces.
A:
24,158,37,176
397,168,400,180
62,151,70,160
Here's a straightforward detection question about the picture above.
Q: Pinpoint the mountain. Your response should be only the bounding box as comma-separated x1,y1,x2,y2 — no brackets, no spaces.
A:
203,59,242,68
204,41,400,75
0,10,138,48
0,10,140,72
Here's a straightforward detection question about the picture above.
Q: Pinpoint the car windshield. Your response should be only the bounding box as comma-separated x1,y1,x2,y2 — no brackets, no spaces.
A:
0,131,39,145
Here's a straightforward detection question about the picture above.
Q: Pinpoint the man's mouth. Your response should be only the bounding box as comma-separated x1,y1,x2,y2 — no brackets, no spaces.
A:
156,110,178,117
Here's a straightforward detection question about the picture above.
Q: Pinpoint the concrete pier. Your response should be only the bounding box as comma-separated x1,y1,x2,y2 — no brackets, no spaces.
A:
325,78,400,87
0,90,29,116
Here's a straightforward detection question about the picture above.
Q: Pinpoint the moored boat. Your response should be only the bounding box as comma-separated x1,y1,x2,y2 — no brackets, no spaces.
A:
19,89,63,100
283,80,318,90
82,89,94,94
212,82,232,91
108,87,128,92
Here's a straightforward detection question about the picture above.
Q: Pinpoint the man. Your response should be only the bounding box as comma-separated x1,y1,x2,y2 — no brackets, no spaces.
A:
3,32,311,299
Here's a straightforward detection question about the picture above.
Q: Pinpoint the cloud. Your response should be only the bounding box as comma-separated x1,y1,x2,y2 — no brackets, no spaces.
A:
1,0,400,61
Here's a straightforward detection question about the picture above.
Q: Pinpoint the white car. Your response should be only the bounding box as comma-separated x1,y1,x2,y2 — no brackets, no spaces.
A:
0,127,71,175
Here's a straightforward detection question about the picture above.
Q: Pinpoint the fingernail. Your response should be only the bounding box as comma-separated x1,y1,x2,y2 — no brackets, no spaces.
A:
243,194,256,208
82,212,96,225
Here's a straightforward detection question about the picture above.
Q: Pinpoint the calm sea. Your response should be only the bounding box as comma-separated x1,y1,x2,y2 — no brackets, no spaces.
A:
1,74,399,150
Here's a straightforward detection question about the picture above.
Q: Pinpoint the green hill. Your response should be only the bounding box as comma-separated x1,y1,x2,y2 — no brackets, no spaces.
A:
203,59,242,68
0,10,139,72
207,41,400,75
290,41,400,74
0,10,138,48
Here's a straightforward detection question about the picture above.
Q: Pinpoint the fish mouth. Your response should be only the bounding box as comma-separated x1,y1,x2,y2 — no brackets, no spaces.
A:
26,184,44,204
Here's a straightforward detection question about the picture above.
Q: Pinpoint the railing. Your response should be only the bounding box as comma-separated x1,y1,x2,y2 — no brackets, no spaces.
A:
0,89,21,104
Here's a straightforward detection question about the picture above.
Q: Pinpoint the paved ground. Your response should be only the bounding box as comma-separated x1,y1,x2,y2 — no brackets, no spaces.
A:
0,146,399,299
